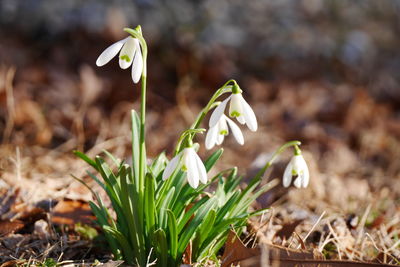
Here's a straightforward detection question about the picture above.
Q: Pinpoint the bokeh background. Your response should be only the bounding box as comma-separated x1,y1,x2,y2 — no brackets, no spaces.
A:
0,0,400,262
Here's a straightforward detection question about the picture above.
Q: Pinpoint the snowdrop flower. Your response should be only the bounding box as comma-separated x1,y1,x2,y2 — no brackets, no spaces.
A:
96,36,143,83
282,151,309,188
205,114,244,150
162,147,207,189
209,91,257,132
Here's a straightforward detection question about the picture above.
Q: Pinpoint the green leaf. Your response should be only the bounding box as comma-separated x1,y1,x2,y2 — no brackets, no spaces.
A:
150,152,168,179
131,110,141,187
144,172,156,234
95,156,120,193
193,209,216,255
74,223,98,240
154,229,168,267
167,210,178,260
177,196,209,233
198,214,248,258
102,149,122,167
73,150,97,170
214,191,241,224
204,148,223,172
158,187,175,229
119,165,141,256
231,179,278,216
224,167,240,193
103,225,134,264
177,198,217,258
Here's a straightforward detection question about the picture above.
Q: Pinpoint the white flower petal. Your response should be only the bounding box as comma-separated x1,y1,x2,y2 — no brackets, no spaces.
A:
119,37,136,69
193,152,207,184
185,148,199,188
205,125,218,150
293,176,302,188
282,158,294,187
131,39,143,83
236,115,246,124
301,166,310,188
218,116,229,134
229,94,243,118
216,133,224,145
240,95,258,131
209,97,231,128
226,117,244,145
294,155,309,188
162,153,181,180
96,37,128,67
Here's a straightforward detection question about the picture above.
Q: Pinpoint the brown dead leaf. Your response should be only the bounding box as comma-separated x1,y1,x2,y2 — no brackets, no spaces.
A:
275,219,303,240
0,187,20,217
0,219,24,236
221,230,260,267
182,240,192,265
0,260,25,267
51,199,95,225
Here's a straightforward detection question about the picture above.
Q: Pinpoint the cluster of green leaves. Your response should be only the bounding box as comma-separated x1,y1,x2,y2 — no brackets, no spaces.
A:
74,111,277,266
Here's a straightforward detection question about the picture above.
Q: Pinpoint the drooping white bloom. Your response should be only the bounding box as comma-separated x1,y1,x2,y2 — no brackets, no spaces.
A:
205,114,244,150
162,147,207,189
96,36,143,83
282,155,309,188
209,93,257,132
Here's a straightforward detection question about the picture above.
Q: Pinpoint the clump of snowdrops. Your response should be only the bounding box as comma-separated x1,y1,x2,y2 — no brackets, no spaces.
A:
74,26,310,266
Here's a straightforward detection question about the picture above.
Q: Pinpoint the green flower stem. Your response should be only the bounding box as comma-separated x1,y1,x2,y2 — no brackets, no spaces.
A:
124,26,148,197
174,128,206,155
294,145,301,155
125,26,148,265
174,79,236,155
254,140,302,181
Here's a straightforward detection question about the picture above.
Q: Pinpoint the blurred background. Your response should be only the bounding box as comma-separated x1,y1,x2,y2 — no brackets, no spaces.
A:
0,0,399,214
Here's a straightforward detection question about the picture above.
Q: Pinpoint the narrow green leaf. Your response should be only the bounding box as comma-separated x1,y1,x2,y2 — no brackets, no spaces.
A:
86,171,106,191
204,148,223,172
102,149,122,167
150,151,167,179
166,210,178,260
158,187,175,229
231,179,278,216
131,110,141,187
198,215,248,257
145,172,156,234
193,209,216,255
95,156,120,191
73,150,97,170
214,191,241,224
177,196,209,233
177,198,217,258
154,229,168,267
103,225,135,264
224,167,240,193
119,165,141,257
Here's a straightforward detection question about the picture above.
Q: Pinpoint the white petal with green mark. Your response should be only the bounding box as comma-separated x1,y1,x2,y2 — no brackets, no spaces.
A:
119,37,136,69
229,93,243,118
